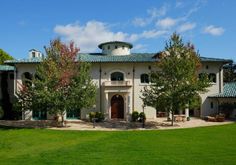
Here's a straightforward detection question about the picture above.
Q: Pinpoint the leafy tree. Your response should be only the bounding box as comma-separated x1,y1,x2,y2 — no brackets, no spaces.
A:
0,49,14,64
223,63,236,82
15,39,96,126
141,33,211,125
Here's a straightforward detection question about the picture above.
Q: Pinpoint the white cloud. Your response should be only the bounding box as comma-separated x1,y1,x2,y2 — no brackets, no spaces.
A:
54,21,132,52
175,1,184,8
147,6,167,18
132,18,148,27
132,5,168,27
156,17,177,29
54,21,167,52
141,30,167,39
178,22,196,32
203,25,225,36
132,44,147,52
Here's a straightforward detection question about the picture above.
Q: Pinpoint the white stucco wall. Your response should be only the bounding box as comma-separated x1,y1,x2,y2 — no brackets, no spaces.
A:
13,59,226,120
199,62,224,117
101,43,131,55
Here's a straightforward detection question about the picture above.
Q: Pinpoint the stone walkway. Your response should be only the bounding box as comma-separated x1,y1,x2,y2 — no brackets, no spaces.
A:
50,117,235,131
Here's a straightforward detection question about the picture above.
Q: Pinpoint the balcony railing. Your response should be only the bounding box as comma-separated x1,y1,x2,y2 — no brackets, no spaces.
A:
102,81,132,86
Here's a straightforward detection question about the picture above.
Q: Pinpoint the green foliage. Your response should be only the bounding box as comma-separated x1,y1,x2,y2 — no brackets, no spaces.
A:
131,111,139,122
0,106,4,119
15,39,97,125
89,112,96,121
89,112,104,122
139,112,146,122
95,112,105,122
223,63,236,82
0,49,14,64
141,33,211,125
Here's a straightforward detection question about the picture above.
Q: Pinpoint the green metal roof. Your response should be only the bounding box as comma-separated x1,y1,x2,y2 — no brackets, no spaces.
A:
200,56,232,63
209,83,236,98
5,53,232,64
0,65,15,71
5,57,42,64
98,41,133,49
78,53,156,62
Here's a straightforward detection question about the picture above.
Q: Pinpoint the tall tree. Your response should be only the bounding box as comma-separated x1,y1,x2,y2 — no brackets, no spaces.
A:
15,39,96,126
0,49,14,64
141,33,211,125
223,63,236,82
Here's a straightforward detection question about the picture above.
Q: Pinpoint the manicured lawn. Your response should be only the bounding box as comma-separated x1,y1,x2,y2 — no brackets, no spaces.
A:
0,124,236,165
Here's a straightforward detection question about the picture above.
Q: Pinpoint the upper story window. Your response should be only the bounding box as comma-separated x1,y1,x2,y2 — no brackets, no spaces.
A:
140,74,149,83
111,72,124,81
22,72,33,87
208,73,216,83
32,52,36,58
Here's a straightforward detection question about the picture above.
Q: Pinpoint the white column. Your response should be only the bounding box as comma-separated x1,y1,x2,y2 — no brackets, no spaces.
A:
104,92,109,120
185,107,189,118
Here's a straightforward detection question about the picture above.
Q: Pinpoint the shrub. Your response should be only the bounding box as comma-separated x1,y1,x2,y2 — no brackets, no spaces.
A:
0,106,3,119
139,112,146,122
89,112,104,122
89,112,96,122
95,112,105,122
131,111,139,122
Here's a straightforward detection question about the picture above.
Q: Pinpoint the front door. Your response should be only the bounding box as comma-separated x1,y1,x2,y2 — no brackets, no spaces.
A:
111,95,124,119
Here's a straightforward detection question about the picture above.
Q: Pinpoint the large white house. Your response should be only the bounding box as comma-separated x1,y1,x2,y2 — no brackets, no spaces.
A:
1,41,234,121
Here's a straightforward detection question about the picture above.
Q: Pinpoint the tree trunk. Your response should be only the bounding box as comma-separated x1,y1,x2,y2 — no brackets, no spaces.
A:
171,111,174,126
61,114,65,127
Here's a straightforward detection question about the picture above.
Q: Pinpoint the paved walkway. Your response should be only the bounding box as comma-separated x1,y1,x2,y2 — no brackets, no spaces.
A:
49,117,235,131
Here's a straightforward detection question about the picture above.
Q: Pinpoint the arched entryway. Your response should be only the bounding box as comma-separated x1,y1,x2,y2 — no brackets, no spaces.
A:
111,94,124,119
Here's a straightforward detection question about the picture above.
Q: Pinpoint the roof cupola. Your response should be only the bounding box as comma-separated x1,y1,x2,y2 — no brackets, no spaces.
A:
98,41,133,56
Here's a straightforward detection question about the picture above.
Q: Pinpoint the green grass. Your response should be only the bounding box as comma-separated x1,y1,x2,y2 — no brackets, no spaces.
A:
0,124,236,165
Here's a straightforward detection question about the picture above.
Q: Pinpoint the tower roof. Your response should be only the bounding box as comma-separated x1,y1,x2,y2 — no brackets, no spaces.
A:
98,41,133,49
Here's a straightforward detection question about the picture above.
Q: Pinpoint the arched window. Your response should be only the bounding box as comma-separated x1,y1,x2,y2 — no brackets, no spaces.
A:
208,73,216,83
140,74,149,83
111,72,124,81
22,72,32,87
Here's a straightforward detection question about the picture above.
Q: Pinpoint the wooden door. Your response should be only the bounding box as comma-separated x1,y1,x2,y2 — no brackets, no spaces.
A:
111,95,124,119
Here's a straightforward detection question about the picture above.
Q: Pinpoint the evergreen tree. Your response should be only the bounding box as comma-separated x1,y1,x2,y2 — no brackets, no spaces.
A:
141,33,211,125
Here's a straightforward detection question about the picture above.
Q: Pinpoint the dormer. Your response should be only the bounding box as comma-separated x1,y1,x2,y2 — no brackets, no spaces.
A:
98,41,133,56
29,49,42,59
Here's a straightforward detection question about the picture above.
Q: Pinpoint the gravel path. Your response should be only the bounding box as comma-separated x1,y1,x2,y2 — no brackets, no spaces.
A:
49,117,235,131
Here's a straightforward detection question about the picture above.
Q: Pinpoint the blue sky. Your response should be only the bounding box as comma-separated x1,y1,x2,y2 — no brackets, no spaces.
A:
1,0,236,61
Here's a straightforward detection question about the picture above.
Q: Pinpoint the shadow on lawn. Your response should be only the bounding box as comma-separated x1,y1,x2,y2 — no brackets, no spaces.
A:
0,125,33,130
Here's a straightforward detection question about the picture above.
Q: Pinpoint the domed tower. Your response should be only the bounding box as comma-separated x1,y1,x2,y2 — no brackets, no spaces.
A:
98,41,133,56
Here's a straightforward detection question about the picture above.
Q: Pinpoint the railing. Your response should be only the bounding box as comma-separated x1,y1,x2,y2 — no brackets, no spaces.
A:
102,81,132,86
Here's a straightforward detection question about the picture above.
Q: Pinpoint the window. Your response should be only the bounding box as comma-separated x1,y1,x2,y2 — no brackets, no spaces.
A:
140,74,149,83
66,109,80,119
108,45,110,49
208,73,216,83
32,110,47,120
111,72,124,81
115,45,118,49
32,52,36,58
22,72,32,87
210,102,214,109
